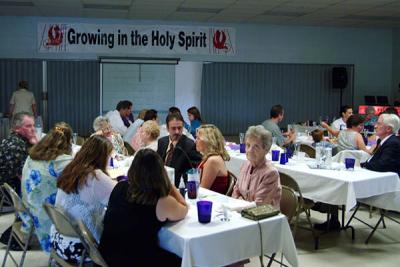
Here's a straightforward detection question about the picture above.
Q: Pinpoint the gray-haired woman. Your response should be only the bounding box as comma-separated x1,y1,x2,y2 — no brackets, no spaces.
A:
92,116,128,156
232,125,281,208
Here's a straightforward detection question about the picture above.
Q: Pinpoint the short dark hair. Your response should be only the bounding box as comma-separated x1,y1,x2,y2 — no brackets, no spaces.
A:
311,129,324,143
340,105,352,117
270,105,284,118
187,106,202,122
18,80,28,89
143,109,158,121
168,106,181,115
166,112,184,127
116,100,132,111
346,114,364,128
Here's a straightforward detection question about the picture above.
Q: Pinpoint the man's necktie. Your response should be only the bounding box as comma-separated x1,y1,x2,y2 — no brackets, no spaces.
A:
165,143,174,166
372,139,381,154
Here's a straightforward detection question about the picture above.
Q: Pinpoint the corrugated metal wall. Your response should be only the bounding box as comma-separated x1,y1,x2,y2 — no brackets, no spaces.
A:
201,63,354,135
47,61,99,136
0,59,43,115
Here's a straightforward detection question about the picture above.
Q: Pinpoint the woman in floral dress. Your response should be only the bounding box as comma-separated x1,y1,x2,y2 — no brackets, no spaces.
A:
21,122,73,252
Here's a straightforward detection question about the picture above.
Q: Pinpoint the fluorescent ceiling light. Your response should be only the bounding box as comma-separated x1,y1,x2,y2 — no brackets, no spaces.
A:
100,58,180,65
343,15,400,22
83,4,129,10
176,7,222,14
0,1,34,7
263,11,307,17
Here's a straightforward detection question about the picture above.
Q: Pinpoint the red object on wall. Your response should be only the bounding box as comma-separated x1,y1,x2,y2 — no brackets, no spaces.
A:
358,105,400,115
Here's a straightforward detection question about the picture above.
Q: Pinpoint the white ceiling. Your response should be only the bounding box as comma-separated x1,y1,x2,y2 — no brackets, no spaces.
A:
1,0,400,28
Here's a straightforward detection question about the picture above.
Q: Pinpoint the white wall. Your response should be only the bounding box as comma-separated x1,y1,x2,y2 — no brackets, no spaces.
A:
0,16,394,107
393,29,400,103
175,62,202,122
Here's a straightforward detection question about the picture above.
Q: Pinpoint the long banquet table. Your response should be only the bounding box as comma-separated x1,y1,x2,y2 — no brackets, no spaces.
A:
227,151,400,213
158,188,298,267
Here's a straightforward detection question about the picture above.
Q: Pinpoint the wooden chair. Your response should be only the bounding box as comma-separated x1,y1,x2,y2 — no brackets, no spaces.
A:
225,171,237,197
279,172,319,249
300,144,316,158
1,183,35,267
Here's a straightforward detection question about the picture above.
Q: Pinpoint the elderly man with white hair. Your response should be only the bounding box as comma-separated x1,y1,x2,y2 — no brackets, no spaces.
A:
361,114,400,176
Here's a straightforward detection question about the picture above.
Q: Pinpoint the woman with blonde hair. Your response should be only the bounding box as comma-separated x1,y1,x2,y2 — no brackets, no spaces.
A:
138,120,160,151
21,122,74,252
92,115,128,156
196,124,230,194
52,135,116,263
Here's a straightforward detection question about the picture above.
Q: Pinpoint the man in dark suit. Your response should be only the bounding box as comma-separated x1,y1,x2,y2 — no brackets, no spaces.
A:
157,112,202,187
362,114,400,176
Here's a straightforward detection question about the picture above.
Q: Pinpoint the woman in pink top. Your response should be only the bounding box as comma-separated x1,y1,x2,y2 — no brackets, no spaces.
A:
232,125,281,208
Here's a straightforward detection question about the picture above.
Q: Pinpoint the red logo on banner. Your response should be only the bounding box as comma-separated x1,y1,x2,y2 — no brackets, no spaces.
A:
46,25,63,46
213,30,228,50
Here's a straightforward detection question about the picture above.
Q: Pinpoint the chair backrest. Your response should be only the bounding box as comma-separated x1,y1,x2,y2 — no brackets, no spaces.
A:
225,171,237,196
43,203,80,238
2,183,28,214
300,144,316,158
0,185,13,211
77,221,109,267
279,172,300,193
124,142,135,155
280,185,298,222
332,149,370,167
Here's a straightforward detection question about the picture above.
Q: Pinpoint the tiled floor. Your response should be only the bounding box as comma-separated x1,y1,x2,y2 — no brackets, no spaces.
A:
1,206,399,267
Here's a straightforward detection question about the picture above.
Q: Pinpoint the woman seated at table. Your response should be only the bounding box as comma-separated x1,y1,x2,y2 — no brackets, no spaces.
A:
186,106,203,138
52,135,116,264
99,149,187,267
321,114,371,154
92,116,128,156
21,122,73,253
196,124,230,194
232,126,281,208
136,120,160,152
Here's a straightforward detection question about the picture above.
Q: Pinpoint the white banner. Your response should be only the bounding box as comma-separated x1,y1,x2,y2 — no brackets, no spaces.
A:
38,23,235,56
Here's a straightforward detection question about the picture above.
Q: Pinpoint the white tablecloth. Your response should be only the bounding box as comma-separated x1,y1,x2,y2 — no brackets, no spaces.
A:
227,152,400,212
159,189,298,267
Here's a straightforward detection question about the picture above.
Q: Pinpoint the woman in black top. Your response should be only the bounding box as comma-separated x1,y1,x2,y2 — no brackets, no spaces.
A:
99,149,188,267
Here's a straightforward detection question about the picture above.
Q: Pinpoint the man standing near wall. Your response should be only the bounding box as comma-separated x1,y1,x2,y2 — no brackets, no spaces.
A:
9,80,37,117
261,104,295,147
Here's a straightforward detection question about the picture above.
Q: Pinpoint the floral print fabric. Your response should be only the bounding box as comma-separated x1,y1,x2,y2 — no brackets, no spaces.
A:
21,154,73,252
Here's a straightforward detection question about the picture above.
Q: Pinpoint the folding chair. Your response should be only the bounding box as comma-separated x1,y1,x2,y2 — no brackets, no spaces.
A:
279,172,319,249
43,203,87,267
0,185,14,214
225,171,237,197
299,144,316,158
264,185,299,267
77,221,108,267
1,183,35,267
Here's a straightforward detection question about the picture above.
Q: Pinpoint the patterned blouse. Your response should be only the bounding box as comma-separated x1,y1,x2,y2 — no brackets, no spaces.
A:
0,132,31,193
51,170,116,263
21,154,73,253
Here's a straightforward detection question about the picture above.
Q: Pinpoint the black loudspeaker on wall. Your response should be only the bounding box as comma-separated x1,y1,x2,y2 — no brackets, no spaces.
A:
332,67,348,89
